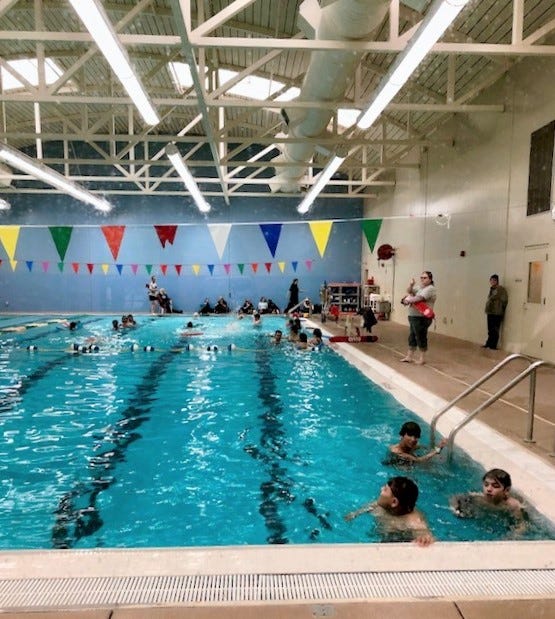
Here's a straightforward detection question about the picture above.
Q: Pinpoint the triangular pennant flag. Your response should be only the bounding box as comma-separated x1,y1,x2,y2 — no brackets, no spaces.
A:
259,223,282,258
305,259,313,271
292,261,298,272
116,264,123,275
224,264,231,275
208,264,215,275
160,264,168,276
0,259,2,267
101,225,125,260
145,264,153,274
131,264,139,274
101,264,109,274
10,260,17,271
0,225,21,261
48,226,72,261
251,263,259,273
192,264,200,275
237,263,245,274
86,263,94,274
278,261,286,273
208,223,232,260
264,262,272,273
154,225,178,248
57,262,64,273
26,260,33,272
42,261,50,273
362,219,383,253
308,221,333,258
174,264,182,275
72,262,79,274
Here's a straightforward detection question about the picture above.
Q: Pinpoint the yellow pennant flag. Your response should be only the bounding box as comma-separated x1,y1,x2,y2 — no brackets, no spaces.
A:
308,220,333,258
10,260,17,271
278,261,286,273
101,264,110,275
192,264,200,275
0,225,21,261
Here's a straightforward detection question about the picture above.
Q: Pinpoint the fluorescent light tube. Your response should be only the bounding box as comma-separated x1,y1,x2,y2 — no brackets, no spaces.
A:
297,154,345,214
166,144,211,213
357,0,470,130
68,0,160,126
0,145,112,212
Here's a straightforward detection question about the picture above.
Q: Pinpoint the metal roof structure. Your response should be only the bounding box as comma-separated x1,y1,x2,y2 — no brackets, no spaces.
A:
0,0,554,207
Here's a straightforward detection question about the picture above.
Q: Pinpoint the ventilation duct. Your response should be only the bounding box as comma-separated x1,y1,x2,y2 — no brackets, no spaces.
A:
269,0,389,193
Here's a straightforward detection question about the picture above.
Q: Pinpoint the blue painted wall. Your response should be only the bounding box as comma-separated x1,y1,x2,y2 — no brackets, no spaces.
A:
0,192,363,313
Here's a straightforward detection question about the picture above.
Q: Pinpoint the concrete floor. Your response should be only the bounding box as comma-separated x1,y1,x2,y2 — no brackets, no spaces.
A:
2,317,554,618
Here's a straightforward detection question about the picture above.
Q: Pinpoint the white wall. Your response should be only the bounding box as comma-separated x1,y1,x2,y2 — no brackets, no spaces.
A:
363,56,555,362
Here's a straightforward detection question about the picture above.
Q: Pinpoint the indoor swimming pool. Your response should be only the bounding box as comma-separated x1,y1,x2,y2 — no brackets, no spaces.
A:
0,314,553,549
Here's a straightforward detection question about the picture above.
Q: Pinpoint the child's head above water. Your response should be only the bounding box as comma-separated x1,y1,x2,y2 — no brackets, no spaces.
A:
482,468,512,504
399,421,421,439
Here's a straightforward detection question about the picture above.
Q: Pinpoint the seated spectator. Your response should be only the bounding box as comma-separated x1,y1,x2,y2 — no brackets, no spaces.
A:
239,299,254,314
199,298,212,315
267,298,280,314
258,297,269,313
214,297,230,314
157,289,173,314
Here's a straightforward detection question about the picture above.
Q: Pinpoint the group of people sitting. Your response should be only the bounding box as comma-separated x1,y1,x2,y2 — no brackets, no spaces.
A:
239,297,280,315
146,275,182,314
345,421,526,545
199,297,231,315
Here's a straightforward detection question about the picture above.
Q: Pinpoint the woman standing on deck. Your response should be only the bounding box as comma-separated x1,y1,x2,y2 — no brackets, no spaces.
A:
285,278,300,313
400,271,436,365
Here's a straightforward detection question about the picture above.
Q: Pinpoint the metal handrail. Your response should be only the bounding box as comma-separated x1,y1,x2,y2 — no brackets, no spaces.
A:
429,353,532,447
429,354,554,461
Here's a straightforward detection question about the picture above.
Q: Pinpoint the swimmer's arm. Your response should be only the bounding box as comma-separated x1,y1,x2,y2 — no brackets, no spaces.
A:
344,502,375,521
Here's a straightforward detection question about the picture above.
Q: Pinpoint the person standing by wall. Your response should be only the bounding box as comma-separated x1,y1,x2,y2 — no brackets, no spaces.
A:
146,275,159,314
483,274,508,350
400,271,437,365
285,278,300,313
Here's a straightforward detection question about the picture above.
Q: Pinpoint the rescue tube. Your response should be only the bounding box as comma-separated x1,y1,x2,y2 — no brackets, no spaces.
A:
328,335,378,343
413,301,435,319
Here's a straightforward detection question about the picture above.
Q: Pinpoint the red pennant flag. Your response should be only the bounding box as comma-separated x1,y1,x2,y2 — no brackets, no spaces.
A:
72,262,79,274
251,263,259,273
174,264,182,275
87,263,94,274
160,264,168,275
101,226,125,260
154,225,178,248
264,262,272,273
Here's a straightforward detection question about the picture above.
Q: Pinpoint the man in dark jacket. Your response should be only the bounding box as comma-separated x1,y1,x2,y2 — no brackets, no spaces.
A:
483,274,508,349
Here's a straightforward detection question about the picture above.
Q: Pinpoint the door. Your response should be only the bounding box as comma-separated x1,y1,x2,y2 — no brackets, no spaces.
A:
521,245,550,358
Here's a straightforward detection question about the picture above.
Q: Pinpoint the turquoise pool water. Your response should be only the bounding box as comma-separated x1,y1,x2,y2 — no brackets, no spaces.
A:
0,314,553,549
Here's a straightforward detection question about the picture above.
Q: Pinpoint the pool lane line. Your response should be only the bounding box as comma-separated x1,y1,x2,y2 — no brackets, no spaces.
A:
50,340,185,549
245,337,332,544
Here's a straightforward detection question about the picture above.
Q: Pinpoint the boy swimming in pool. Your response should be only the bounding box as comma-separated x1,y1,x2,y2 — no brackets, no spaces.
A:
344,476,434,546
450,468,526,533
386,421,448,464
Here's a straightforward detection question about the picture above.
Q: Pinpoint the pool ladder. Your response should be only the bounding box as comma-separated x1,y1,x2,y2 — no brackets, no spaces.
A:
430,353,555,462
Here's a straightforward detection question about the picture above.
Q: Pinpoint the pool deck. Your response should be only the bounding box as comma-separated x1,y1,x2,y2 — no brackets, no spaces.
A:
1,316,554,618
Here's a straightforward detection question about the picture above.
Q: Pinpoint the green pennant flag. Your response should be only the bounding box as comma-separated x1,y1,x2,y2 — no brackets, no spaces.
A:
49,226,73,261
362,219,383,253
57,262,64,272
237,263,245,274
145,264,153,274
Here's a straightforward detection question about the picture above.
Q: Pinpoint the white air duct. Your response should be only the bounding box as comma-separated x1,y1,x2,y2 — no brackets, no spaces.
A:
269,0,389,193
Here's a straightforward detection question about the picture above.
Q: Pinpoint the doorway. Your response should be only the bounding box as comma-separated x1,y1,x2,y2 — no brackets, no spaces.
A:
521,245,550,358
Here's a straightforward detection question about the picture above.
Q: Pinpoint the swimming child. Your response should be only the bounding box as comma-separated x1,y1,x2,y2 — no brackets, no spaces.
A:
386,421,448,464
344,476,434,546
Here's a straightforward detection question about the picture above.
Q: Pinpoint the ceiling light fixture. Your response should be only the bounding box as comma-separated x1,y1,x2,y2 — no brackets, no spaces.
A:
297,154,345,215
357,0,470,130
0,145,112,212
166,144,211,213
68,0,160,126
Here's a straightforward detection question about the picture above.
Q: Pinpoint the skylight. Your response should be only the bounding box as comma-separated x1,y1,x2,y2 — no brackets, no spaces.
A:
0,58,64,91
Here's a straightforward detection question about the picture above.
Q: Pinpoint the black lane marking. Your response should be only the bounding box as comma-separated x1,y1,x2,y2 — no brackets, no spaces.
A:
51,346,183,548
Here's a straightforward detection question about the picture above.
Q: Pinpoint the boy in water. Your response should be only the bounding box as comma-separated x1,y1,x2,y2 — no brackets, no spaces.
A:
387,421,448,464
344,476,434,546
451,468,526,530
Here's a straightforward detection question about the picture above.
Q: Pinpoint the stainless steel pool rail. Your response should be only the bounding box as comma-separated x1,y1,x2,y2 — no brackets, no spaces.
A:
429,354,555,462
